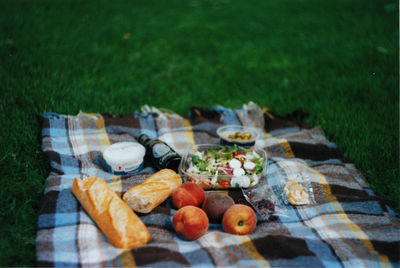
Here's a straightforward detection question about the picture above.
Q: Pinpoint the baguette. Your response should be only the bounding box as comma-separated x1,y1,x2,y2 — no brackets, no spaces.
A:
123,169,182,213
72,177,151,249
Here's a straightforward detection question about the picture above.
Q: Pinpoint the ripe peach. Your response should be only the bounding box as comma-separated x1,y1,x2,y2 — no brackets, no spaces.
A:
202,193,235,223
172,182,206,209
173,205,209,240
222,204,257,235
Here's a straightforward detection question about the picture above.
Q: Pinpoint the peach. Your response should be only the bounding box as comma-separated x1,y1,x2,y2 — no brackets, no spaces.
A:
222,204,257,235
172,182,205,209
202,193,235,223
173,205,209,240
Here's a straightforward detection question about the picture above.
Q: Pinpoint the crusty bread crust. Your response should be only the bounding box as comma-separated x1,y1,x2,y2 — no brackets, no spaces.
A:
72,177,151,249
123,169,182,213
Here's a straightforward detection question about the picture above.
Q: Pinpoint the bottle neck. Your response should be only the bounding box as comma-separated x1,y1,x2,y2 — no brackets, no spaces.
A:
164,155,181,172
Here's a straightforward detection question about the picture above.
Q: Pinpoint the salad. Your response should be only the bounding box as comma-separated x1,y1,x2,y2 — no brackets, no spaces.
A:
184,145,265,188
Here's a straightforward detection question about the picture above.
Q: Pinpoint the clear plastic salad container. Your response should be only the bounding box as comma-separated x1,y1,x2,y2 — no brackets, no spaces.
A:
178,144,268,189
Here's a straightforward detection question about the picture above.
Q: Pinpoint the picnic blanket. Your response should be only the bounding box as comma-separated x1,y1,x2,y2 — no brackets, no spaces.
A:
36,102,400,267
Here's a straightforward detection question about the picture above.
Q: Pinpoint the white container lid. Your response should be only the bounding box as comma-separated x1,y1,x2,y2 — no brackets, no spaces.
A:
103,142,145,173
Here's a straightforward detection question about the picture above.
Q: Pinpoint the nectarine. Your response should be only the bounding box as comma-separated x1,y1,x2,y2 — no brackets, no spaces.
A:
173,205,209,240
172,182,205,209
202,193,235,223
222,204,257,235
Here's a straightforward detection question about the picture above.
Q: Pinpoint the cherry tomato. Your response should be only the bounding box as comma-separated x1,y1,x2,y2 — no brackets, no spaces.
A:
233,151,245,158
219,180,230,189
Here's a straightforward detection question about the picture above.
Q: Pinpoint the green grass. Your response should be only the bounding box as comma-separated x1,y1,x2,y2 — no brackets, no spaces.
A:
0,0,398,266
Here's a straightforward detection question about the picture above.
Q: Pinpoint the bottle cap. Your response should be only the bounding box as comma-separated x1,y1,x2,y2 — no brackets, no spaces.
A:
102,142,145,175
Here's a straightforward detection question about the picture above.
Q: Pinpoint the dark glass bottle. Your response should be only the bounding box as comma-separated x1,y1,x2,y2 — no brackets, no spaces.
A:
138,134,182,172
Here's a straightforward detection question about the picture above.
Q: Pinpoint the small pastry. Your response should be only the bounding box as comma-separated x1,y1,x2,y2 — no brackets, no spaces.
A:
284,180,310,205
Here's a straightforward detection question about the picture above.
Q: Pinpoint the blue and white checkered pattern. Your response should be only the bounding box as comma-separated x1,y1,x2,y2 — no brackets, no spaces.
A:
36,103,400,267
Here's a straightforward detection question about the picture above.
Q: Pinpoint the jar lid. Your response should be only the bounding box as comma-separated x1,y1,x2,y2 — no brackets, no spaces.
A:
103,142,145,174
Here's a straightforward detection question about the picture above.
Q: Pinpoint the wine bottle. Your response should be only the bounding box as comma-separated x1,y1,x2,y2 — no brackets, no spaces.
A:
137,134,182,172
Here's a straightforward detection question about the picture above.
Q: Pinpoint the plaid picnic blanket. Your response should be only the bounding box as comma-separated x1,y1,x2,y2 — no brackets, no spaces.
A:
37,102,399,267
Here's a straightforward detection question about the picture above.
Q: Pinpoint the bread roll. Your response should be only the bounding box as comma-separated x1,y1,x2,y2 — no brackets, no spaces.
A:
72,177,151,249
123,169,182,213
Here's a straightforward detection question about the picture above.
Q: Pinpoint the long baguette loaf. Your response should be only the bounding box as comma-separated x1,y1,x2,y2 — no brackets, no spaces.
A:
72,177,151,249
123,169,182,213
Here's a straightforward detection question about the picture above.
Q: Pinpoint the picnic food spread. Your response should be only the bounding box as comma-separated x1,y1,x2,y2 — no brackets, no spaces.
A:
72,139,311,249
74,169,257,246
37,102,400,267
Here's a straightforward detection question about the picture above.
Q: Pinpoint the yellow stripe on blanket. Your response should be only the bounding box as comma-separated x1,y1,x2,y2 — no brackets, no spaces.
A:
233,235,271,267
309,167,391,266
93,113,111,149
199,231,270,267
76,112,111,150
261,137,295,158
277,139,295,158
118,249,137,268
181,117,195,149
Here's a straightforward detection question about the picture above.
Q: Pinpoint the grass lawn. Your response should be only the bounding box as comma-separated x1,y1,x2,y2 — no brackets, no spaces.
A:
0,0,398,266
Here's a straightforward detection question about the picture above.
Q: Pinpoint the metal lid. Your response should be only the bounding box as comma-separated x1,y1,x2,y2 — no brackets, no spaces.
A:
103,142,145,173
